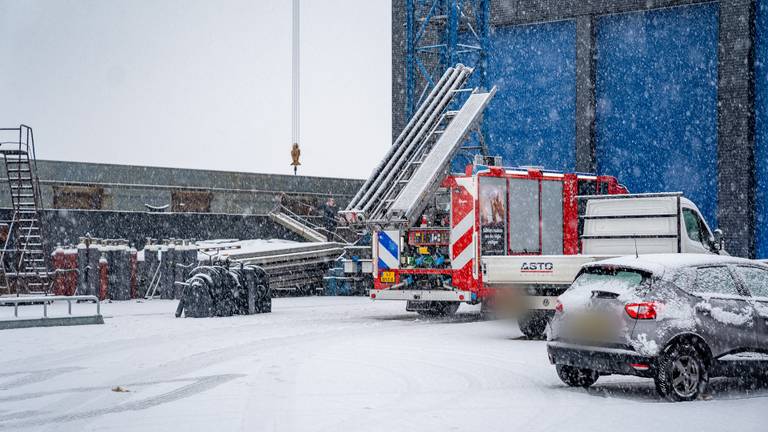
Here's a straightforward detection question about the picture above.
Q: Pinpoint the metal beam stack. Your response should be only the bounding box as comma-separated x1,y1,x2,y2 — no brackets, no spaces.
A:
342,64,495,228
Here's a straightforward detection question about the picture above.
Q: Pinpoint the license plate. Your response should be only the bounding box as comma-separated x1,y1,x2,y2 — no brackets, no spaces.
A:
571,313,615,340
380,271,395,283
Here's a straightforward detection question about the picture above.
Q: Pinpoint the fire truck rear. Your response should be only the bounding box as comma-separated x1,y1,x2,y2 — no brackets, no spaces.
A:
368,165,627,334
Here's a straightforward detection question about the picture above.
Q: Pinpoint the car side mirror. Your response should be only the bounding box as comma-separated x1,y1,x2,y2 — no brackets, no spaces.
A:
713,229,725,252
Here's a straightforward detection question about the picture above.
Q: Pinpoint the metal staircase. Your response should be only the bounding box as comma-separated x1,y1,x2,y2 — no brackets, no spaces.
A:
0,125,50,295
341,64,495,228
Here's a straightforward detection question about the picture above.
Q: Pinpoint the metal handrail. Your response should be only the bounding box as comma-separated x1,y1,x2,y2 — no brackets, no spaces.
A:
0,295,101,319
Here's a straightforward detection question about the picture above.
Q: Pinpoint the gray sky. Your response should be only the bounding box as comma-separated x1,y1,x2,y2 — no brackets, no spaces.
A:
0,0,391,179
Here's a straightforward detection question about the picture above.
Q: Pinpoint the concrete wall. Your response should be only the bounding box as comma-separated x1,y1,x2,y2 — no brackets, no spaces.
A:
1,208,304,253
0,160,364,214
392,0,758,257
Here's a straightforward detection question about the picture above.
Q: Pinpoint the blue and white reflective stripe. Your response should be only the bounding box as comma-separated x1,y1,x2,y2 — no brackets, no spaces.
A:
377,230,399,270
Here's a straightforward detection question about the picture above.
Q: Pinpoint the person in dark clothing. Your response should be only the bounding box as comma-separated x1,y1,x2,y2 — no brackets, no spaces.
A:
318,197,338,236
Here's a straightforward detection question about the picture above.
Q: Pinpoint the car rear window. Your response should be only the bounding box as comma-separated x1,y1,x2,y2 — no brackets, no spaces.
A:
570,267,647,295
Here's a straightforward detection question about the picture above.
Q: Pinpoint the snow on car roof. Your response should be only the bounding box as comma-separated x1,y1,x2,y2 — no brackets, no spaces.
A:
583,254,762,276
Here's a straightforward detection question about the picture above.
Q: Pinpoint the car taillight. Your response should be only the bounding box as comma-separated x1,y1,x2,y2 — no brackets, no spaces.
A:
625,302,657,320
555,301,563,313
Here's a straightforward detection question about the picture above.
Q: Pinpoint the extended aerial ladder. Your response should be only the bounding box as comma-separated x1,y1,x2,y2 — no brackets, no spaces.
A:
0,125,50,295
341,64,496,228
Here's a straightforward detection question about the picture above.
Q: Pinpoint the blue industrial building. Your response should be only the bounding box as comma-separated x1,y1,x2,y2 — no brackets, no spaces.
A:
393,0,767,258
757,0,768,257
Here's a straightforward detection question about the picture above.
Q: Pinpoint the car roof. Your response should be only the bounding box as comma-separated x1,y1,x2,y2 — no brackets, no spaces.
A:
583,254,764,277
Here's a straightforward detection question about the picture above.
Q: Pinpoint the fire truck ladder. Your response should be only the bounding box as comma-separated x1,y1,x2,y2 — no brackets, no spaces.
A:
0,125,50,295
342,64,495,227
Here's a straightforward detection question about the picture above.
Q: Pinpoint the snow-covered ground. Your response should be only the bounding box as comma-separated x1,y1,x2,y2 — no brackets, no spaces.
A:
1,297,766,431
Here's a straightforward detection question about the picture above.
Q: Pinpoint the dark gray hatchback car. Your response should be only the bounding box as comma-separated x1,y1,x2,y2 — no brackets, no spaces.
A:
547,254,768,401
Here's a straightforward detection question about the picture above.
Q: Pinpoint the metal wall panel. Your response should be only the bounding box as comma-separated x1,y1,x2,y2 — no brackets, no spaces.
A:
595,4,719,225
484,20,577,171
757,0,768,257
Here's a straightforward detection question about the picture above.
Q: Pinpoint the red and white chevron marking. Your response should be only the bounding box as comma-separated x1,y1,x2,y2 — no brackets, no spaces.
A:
450,177,476,273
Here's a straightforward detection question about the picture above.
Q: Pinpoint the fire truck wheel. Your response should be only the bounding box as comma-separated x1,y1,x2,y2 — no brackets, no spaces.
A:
416,301,460,317
480,301,496,320
518,311,549,339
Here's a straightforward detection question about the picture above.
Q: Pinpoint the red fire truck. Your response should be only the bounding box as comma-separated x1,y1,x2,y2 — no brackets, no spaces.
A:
343,65,722,338
367,164,627,335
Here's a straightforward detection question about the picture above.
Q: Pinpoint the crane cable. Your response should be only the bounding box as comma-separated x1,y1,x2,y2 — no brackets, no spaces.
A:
291,0,300,174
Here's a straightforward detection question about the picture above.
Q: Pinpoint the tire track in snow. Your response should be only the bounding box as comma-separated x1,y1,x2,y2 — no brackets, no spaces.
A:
0,374,244,429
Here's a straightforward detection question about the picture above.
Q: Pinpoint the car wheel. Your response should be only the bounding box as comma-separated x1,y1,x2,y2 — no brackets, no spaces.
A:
556,364,599,388
655,343,709,402
518,311,549,339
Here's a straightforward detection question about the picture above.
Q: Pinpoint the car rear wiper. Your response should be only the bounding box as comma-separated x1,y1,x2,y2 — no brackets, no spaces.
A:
591,290,620,299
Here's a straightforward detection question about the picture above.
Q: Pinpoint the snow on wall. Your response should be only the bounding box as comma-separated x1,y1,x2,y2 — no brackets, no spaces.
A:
594,3,719,225
482,20,576,171
756,0,768,258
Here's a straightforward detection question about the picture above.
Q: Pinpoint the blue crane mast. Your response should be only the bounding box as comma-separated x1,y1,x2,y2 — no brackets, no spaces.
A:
404,0,491,120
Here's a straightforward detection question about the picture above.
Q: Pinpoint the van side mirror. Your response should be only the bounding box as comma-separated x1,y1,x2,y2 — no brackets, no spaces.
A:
713,229,725,252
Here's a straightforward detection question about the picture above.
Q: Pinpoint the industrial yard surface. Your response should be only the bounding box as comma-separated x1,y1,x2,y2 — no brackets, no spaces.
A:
1,297,766,431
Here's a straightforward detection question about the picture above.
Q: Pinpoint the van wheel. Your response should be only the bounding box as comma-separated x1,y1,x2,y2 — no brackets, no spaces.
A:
518,311,549,339
654,343,709,402
556,365,598,388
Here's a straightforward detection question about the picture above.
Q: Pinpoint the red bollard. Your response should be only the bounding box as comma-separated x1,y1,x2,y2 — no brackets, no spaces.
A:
99,257,108,301
52,248,65,295
64,251,78,296
129,249,138,299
